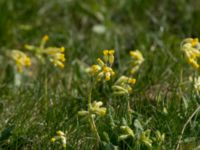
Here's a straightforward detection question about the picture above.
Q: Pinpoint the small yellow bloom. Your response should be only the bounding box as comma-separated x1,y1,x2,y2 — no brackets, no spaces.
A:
89,65,101,75
60,46,65,52
129,50,144,74
103,49,114,55
118,125,135,141
128,78,136,85
88,50,115,81
89,101,107,116
56,130,65,136
24,35,66,69
51,130,67,148
103,49,115,65
188,58,199,69
50,137,56,143
112,76,136,95
89,60,114,81
191,38,199,47
181,38,200,70
42,35,49,42
97,58,105,67
130,50,144,62
102,66,115,81
78,101,107,117
11,50,31,73
46,47,66,68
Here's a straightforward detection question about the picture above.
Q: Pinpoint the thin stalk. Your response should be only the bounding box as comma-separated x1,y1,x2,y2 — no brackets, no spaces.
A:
176,105,200,150
87,80,101,143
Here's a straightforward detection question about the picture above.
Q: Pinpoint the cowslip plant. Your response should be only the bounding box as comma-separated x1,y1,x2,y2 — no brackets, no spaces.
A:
10,50,31,73
10,50,32,86
112,76,136,95
176,38,200,150
129,50,144,74
78,49,115,145
78,101,107,117
51,130,67,149
181,37,200,69
78,100,107,144
118,119,165,149
88,50,115,81
24,35,66,68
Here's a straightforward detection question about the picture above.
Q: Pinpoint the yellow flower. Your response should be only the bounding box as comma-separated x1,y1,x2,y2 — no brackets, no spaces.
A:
118,125,135,141
188,58,199,69
42,35,49,42
128,78,136,85
97,58,105,67
78,101,107,117
89,65,101,75
89,101,107,116
24,35,66,69
50,137,56,143
191,38,199,47
130,50,144,62
139,130,152,148
129,50,144,74
112,76,136,95
51,130,67,148
11,50,31,73
181,37,200,70
45,47,66,68
56,130,65,136
88,57,115,82
102,66,115,81
103,49,115,65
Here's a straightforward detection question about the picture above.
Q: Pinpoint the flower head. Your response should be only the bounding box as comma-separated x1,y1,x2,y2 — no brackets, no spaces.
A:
11,50,31,73
78,101,107,117
51,130,67,148
25,35,66,69
103,49,115,65
45,47,66,68
88,57,115,82
42,35,49,42
112,76,136,95
89,101,107,116
129,50,144,74
181,38,200,69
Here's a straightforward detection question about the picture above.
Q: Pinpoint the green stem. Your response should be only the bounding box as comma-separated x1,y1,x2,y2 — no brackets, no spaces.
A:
175,105,200,150
89,114,101,143
87,80,101,143
44,68,48,112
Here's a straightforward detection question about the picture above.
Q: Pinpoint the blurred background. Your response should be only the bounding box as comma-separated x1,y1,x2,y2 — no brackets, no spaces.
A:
1,0,200,89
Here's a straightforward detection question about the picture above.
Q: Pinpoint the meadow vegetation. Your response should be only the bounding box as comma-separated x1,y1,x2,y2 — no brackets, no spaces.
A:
0,0,200,149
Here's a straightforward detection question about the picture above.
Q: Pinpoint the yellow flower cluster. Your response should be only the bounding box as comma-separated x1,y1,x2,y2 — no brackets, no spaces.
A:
11,50,31,73
129,50,144,74
88,50,115,81
118,125,135,141
103,49,115,65
51,130,67,148
155,130,165,145
118,125,153,148
25,35,66,68
112,76,136,95
78,101,107,117
181,38,200,69
44,47,66,68
139,129,153,148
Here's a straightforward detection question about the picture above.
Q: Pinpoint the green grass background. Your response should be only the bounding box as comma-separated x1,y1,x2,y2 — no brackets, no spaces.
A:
0,0,200,149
